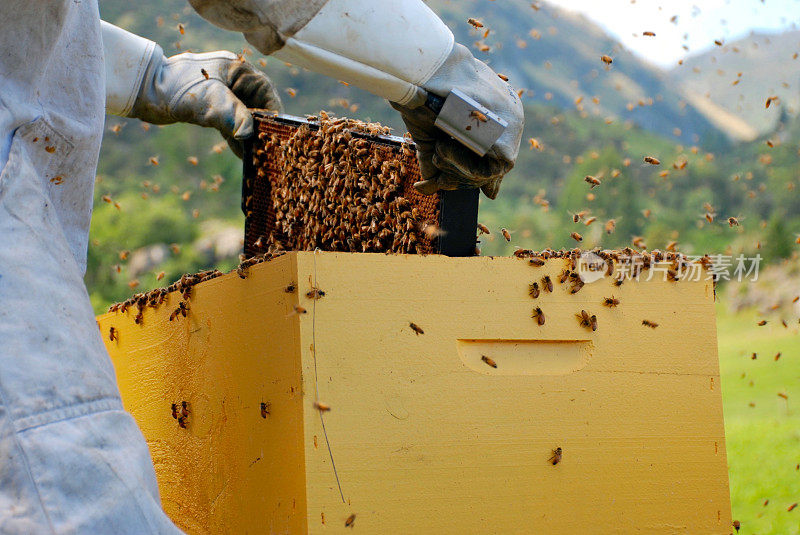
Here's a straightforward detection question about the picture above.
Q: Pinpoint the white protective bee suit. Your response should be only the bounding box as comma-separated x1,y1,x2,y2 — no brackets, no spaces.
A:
0,0,522,532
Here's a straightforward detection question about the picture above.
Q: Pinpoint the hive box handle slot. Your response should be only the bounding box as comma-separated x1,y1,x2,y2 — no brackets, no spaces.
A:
457,339,593,376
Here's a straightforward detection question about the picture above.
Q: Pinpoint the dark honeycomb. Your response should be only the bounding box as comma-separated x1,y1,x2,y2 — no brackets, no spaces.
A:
242,111,478,258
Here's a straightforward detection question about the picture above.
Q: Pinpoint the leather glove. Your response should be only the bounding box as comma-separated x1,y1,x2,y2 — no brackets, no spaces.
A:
184,0,522,197
391,44,523,199
128,46,282,158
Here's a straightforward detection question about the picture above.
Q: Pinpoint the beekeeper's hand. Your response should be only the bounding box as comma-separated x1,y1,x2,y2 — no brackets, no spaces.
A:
183,0,523,197
127,48,282,158
390,43,523,200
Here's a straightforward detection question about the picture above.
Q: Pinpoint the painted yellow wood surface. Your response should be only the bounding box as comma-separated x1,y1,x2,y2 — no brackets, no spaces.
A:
98,252,732,534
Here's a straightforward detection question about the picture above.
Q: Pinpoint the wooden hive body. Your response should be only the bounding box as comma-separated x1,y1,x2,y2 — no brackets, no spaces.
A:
98,252,732,534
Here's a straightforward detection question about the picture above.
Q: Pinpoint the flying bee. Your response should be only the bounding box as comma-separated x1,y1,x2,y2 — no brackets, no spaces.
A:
477,223,491,235
314,401,331,412
644,156,660,165
542,275,553,292
481,355,498,368
501,228,511,242
600,54,613,65
409,322,424,335
584,216,597,226
642,320,658,328
757,320,767,326
603,297,620,307
532,307,545,325
345,514,356,528
497,73,509,82
571,210,588,223
467,17,484,28
765,95,779,108
704,212,715,223
728,216,740,227
549,447,562,465
605,219,617,234
584,175,601,188
200,68,209,80
643,31,655,36
529,282,540,298
571,232,583,242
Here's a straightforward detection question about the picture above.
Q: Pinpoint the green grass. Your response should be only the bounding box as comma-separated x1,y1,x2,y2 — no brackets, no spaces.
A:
718,305,800,534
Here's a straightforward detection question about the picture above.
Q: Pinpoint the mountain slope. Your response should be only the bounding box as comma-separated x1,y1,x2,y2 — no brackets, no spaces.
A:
670,30,800,138
427,0,724,145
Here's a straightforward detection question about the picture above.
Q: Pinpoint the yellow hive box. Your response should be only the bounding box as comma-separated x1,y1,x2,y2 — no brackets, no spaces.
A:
97,251,732,534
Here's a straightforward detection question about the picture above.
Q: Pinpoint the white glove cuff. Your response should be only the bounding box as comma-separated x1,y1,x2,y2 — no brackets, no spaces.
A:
101,21,158,117
270,0,454,106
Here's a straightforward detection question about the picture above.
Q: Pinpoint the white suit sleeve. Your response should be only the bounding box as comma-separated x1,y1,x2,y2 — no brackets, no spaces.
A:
189,0,454,107
100,21,158,116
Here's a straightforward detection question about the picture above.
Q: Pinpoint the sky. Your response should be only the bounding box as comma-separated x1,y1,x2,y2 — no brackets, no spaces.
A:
552,0,800,67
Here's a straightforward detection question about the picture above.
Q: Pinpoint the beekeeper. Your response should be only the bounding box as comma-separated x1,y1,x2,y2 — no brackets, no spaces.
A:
0,0,522,531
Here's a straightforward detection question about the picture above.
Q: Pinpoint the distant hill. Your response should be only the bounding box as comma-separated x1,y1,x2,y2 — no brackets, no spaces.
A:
670,30,800,139
427,0,724,145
